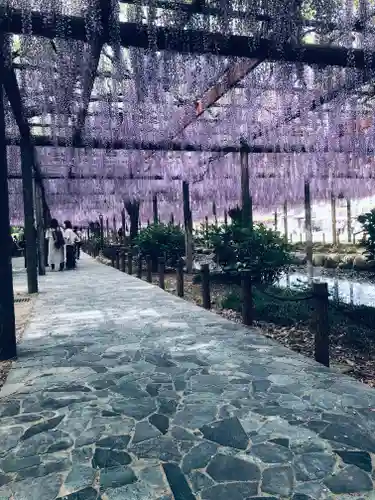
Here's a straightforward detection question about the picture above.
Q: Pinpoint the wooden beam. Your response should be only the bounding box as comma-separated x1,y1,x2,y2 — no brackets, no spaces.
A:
0,37,17,360
1,8,374,69
304,180,313,281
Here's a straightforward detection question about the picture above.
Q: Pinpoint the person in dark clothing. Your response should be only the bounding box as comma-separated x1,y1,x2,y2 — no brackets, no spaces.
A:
73,226,82,260
64,220,78,269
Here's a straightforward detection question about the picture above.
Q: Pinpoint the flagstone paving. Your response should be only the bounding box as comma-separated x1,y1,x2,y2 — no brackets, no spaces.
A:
1,255,375,499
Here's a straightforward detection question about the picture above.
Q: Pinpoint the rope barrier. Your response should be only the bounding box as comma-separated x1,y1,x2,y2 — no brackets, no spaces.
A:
255,285,314,302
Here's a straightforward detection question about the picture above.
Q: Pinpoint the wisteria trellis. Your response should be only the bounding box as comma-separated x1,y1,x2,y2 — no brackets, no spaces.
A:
3,0,375,224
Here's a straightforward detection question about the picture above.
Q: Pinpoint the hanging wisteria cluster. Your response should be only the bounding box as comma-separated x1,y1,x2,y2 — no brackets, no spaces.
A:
4,0,375,224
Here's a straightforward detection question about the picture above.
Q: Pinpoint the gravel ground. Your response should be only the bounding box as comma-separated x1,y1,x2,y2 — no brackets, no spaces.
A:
0,294,36,390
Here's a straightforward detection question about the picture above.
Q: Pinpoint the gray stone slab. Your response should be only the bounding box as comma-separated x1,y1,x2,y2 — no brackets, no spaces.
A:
1,255,375,498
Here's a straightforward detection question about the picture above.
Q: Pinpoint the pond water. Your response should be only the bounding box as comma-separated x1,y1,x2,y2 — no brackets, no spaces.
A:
279,270,375,307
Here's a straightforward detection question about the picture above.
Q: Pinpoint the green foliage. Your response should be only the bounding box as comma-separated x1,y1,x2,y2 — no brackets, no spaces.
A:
358,209,375,258
207,222,291,285
134,222,185,267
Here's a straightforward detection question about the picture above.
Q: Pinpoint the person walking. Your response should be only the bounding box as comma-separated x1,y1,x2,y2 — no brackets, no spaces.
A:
73,226,82,260
46,219,65,271
64,220,78,269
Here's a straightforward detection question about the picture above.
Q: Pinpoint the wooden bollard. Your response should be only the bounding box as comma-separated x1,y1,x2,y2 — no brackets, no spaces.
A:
120,251,126,272
115,251,120,270
201,264,211,309
176,259,184,297
137,254,142,279
158,257,165,290
241,270,253,326
127,251,133,275
322,232,326,244
312,282,329,367
146,255,152,283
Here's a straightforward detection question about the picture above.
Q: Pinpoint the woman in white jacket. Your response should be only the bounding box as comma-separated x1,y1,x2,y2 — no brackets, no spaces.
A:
46,219,65,271
64,220,78,269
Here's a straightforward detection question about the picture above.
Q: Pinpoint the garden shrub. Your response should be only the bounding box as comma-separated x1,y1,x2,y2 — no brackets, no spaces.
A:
134,222,185,269
207,222,291,286
358,209,375,258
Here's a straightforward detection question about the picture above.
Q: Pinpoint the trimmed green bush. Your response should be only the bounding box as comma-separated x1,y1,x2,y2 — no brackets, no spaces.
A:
134,222,185,269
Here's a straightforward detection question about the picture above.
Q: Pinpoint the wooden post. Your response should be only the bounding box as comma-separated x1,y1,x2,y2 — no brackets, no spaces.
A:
153,194,158,224
121,208,126,244
0,55,17,360
158,256,165,290
349,283,354,305
201,264,211,309
176,259,184,297
33,181,45,276
183,181,193,273
137,254,142,278
274,210,278,232
170,213,174,225
241,270,253,326
353,233,356,245
113,216,117,239
120,251,126,272
146,255,152,283
224,209,228,227
115,250,120,270
240,150,252,229
290,233,293,243
347,199,352,243
331,192,337,245
105,217,109,239
304,180,313,281
205,216,209,239
127,250,133,275
212,201,217,225
99,215,104,249
20,140,38,293
323,232,326,244
312,282,329,367
283,201,288,243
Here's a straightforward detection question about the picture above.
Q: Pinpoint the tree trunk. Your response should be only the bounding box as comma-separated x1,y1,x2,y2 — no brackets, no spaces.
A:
125,200,140,242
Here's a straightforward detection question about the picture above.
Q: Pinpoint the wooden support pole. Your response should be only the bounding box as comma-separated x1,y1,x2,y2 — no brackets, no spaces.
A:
205,216,209,238
20,140,38,293
113,216,117,238
158,257,165,290
115,250,120,270
304,180,313,281
290,233,293,243
137,254,142,278
283,201,288,243
241,270,253,326
120,251,126,272
127,250,133,275
99,215,104,249
105,217,109,239
183,181,193,273
323,233,326,244
0,51,17,360
33,181,45,276
212,201,217,225
274,210,278,232
121,208,126,244
224,209,228,227
312,282,330,367
176,259,184,297
201,264,211,309
146,255,152,283
153,194,158,224
347,199,352,243
170,213,174,225
331,192,337,245
240,150,252,229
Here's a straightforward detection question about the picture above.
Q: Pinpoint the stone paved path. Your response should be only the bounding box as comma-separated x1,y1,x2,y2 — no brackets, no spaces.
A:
1,255,375,499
